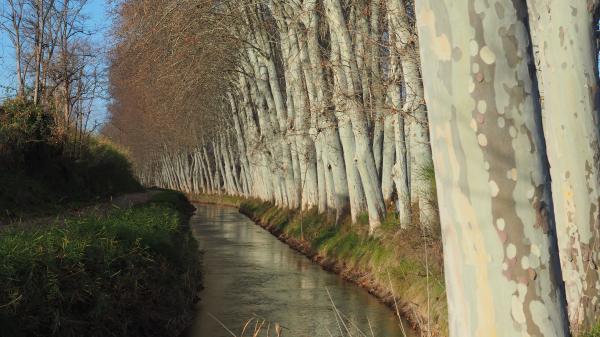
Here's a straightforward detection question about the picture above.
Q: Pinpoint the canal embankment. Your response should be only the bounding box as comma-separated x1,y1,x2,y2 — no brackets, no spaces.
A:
192,194,448,337
185,204,413,337
0,190,201,337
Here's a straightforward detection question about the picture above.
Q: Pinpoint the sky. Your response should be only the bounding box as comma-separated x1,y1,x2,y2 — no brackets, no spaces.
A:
0,0,112,129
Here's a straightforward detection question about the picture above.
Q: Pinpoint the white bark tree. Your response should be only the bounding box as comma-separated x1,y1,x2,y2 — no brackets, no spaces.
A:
415,0,570,335
528,1,600,333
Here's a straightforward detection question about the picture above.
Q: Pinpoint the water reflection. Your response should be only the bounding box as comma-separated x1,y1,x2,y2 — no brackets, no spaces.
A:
184,204,412,337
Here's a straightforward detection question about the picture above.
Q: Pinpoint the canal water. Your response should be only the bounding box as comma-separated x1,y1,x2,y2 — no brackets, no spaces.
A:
184,204,413,337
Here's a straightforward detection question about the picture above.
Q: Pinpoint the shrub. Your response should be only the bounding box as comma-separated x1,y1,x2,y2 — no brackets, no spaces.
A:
0,201,201,337
71,137,143,197
0,99,58,167
0,134,142,218
149,189,196,215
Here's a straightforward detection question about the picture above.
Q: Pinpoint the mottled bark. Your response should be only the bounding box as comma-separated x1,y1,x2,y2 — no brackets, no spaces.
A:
528,1,600,333
415,1,569,336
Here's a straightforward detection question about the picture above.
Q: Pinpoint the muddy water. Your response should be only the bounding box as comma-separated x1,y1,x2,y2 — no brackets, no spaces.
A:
184,204,415,337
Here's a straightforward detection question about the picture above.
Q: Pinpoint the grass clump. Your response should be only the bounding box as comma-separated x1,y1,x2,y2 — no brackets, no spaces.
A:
0,194,201,337
190,194,245,207
583,325,600,337
150,189,196,215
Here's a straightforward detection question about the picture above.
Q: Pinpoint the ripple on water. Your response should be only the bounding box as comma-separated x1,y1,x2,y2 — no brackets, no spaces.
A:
184,204,413,337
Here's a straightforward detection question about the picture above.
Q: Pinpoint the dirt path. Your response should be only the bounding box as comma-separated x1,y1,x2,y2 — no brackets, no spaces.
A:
111,191,160,208
4,190,160,228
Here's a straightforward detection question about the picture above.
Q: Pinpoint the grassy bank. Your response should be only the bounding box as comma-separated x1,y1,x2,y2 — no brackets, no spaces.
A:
0,99,142,219
585,327,600,337
0,190,201,337
190,193,244,207
0,137,142,219
236,199,447,336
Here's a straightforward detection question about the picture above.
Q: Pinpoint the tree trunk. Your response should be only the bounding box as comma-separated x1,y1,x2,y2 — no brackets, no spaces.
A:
303,0,350,213
329,32,367,223
528,1,600,333
415,1,570,336
326,0,386,234
389,0,434,225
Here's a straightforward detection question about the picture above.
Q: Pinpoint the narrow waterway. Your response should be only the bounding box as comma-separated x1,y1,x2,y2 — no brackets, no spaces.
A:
184,204,414,337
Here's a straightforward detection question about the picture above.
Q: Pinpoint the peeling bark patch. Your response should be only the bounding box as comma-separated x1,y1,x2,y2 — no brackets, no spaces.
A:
490,180,500,197
508,244,517,259
478,100,487,113
495,3,505,19
559,27,565,47
478,133,488,146
512,295,527,324
497,218,506,231
480,46,496,64
470,40,480,56
522,256,530,269
435,34,452,61
498,116,506,128
453,47,463,61
534,200,551,235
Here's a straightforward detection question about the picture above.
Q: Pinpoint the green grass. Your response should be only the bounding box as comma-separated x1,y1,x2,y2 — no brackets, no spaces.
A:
189,194,245,207
583,324,600,337
149,189,196,215
239,199,448,336
0,99,142,218
0,191,201,337
0,137,142,219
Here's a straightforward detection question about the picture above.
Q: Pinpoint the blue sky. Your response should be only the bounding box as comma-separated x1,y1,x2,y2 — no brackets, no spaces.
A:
0,0,111,129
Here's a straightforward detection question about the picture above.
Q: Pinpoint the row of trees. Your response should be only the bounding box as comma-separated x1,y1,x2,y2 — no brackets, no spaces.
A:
1,0,101,147
416,1,600,336
107,0,436,236
106,0,600,336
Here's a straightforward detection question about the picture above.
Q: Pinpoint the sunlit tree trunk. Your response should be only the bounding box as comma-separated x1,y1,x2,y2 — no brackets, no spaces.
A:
386,33,411,227
4,0,27,98
389,0,434,225
370,0,385,177
220,136,237,195
229,93,253,195
329,32,367,223
303,0,350,213
202,147,216,194
287,17,319,210
244,6,298,206
262,41,299,208
246,43,286,204
326,0,386,234
528,1,600,333
415,1,570,336
381,107,396,203
194,148,210,194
